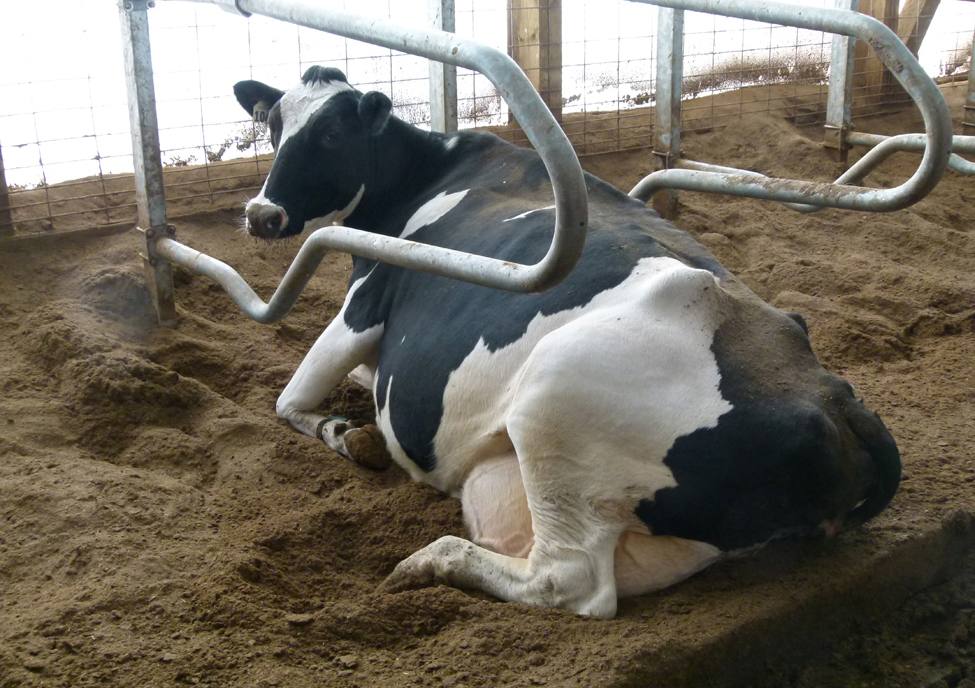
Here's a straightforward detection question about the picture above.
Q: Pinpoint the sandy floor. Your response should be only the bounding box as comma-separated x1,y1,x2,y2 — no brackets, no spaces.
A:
1,82,973,687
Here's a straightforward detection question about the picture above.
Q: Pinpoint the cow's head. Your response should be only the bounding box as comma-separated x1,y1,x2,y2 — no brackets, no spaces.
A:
234,67,392,239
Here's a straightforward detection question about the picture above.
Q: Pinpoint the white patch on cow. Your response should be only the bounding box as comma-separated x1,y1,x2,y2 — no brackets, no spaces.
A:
275,270,381,437
347,363,374,389
277,77,355,151
375,375,424,481
502,205,555,223
304,184,366,231
443,135,460,151
425,257,733,499
400,189,470,239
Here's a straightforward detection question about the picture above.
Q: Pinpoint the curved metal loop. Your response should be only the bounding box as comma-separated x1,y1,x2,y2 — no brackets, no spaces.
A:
156,0,588,304
626,0,953,212
845,133,975,177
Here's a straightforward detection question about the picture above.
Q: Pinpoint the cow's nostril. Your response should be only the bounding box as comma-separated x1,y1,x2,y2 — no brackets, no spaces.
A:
268,208,283,230
246,204,288,237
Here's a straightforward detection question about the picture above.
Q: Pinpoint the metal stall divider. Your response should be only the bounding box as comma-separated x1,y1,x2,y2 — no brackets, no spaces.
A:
120,0,588,326
626,0,954,217
830,22,975,182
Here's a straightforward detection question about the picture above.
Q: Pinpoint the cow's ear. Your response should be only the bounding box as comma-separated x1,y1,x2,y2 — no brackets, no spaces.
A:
785,311,809,335
233,80,285,123
358,91,392,135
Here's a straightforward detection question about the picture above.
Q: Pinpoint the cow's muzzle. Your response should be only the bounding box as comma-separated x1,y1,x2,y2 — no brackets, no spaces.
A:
245,202,288,239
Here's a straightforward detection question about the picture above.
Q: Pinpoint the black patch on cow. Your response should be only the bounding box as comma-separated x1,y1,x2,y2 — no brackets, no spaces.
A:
785,311,809,335
634,313,864,551
358,91,392,135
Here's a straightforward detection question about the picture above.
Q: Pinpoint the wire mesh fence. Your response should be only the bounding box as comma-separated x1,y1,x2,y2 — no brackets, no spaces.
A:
0,0,972,240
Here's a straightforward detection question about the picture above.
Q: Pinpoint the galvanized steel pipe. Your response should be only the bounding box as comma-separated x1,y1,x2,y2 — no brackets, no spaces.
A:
627,0,953,212
846,133,975,177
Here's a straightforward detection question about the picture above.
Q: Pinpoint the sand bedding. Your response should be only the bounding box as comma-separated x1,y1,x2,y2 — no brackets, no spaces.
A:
1,83,973,687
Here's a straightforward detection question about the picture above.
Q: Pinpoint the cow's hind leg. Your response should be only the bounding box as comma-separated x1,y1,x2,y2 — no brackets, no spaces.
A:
384,441,625,617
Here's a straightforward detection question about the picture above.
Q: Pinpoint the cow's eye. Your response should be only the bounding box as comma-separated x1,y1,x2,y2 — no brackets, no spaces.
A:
323,130,339,145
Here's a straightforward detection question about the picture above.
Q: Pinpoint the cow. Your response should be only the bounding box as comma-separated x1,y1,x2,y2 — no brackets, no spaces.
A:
232,65,900,619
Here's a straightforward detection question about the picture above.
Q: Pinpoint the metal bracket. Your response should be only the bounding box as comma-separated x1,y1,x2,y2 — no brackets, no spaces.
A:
823,123,853,153
138,224,177,326
652,150,679,170
964,105,975,134
149,0,588,303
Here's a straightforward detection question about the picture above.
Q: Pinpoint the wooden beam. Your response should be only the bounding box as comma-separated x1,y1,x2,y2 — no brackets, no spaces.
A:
0,143,13,237
965,28,975,135
853,0,899,108
897,0,941,56
507,0,562,122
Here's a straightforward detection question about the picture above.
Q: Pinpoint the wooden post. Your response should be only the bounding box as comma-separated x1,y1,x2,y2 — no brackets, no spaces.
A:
896,0,941,57
965,28,975,135
507,0,562,122
853,0,899,110
0,143,13,237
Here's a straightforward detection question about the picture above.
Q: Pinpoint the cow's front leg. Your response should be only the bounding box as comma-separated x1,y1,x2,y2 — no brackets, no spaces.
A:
275,306,390,470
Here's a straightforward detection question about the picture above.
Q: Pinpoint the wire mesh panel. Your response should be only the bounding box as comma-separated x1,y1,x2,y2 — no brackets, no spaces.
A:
680,3,834,134
0,0,137,238
561,0,658,154
0,0,973,240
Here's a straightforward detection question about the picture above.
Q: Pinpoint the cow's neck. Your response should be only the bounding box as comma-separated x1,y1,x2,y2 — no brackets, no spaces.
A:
345,118,450,237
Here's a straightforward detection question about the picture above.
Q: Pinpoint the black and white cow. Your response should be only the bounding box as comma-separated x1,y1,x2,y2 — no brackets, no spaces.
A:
233,66,900,618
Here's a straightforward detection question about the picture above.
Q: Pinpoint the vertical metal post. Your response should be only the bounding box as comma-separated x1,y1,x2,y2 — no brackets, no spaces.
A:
825,0,858,162
120,0,177,326
653,6,683,218
0,142,13,237
965,28,975,135
429,0,458,133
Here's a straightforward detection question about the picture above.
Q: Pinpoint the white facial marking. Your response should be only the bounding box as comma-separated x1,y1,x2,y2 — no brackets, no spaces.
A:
400,189,470,239
304,184,366,231
277,78,355,151
502,205,555,223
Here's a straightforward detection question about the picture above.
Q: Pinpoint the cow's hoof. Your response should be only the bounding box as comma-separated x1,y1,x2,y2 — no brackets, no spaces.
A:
345,424,392,471
379,560,436,593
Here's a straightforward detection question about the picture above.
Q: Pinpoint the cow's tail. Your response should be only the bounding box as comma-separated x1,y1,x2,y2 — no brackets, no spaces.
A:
842,400,902,529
